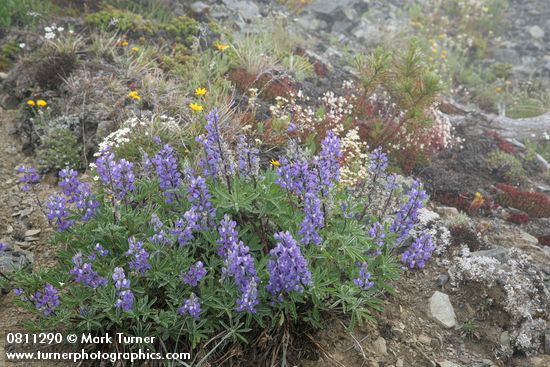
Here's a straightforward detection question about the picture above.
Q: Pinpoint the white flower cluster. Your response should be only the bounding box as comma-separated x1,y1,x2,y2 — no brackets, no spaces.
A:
449,247,550,353
96,115,180,154
338,128,369,187
409,208,452,256
44,24,67,40
269,92,316,132
425,106,463,151
321,91,354,123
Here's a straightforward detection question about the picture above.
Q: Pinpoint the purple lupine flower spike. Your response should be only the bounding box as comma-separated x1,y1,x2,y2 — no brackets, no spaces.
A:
178,293,201,319
46,193,73,231
390,179,427,243
58,169,99,221
217,215,259,313
316,130,342,193
152,144,183,204
31,284,60,316
298,191,324,245
69,252,107,288
236,136,260,179
186,171,215,228
149,214,171,245
353,262,375,290
266,231,312,302
17,166,41,192
196,109,235,180
95,149,135,201
124,237,150,275
181,261,207,286
401,232,435,269
112,267,134,311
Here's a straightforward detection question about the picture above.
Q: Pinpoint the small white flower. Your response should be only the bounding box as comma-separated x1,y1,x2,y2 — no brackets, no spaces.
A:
69,30,74,34
57,27,64,32
19,43,26,49
44,26,52,32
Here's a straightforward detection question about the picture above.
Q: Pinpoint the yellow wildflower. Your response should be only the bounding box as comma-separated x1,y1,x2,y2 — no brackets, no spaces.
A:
128,91,141,101
189,102,203,111
270,159,280,167
495,87,503,93
470,192,485,211
195,87,207,96
120,40,129,47
214,42,229,51
26,100,36,106
131,47,140,53
36,99,47,107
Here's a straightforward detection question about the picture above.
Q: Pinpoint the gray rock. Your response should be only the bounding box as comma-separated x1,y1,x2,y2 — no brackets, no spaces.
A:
95,120,116,141
222,0,259,20
545,332,550,354
435,206,459,219
296,13,329,32
332,20,352,34
439,361,461,367
24,229,41,237
471,248,509,262
0,248,33,274
529,25,545,39
307,0,356,16
350,19,383,45
418,333,432,345
0,72,8,80
493,48,520,65
518,231,539,246
500,331,510,348
372,336,387,356
429,291,457,328
190,1,210,15
437,274,449,287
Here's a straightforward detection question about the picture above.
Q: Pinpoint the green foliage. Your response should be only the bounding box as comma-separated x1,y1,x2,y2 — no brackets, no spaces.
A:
506,89,550,119
485,149,525,183
36,128,81,171
354,40,442,121
0,0,56,28
85,6,156,33
11,138,410,362
282,54,314,82
163,16,199,47
0,40,20,71
460,318,479,339
491,63,512,79
105,0,173,24
28,34,82,90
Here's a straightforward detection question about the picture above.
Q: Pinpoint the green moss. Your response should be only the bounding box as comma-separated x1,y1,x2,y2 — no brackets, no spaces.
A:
0,0,57,28
0,41,20,71
486,150,525,183
85,6,156,33
36,128,81,171
491,62,512,79
163,16,199,46
159,43,197,73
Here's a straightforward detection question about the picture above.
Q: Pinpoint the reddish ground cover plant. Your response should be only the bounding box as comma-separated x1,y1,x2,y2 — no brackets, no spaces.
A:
484,130,516,154
495,183,550,218
506,211,530,224
227,68,295,101
537,235,550,247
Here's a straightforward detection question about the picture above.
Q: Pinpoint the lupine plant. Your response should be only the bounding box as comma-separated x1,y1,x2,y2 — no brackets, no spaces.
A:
5,109,435,364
